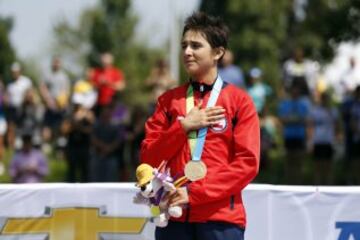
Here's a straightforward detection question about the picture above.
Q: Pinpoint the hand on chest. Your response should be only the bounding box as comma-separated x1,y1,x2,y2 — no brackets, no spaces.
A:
172,96,233,136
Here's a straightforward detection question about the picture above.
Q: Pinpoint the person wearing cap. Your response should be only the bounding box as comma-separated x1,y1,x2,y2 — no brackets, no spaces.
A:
141,12,259,240
60,68,96,182
72,68,98,109
5,62,33,148
61,101,95,183
247,67,272,114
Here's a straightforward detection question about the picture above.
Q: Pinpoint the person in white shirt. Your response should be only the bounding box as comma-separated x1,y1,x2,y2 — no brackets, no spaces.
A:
5,62,33,148
339,57,360,101
6,62,32,108
283,47,320,97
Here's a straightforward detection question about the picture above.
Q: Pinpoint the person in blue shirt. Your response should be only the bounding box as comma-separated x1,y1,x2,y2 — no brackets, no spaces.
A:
247,67,272,114
278,83,311,184
218,50,245,88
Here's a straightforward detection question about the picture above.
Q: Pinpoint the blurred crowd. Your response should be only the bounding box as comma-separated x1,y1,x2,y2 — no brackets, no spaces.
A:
219,47,360,186
0,47,359,185
0,52,149,183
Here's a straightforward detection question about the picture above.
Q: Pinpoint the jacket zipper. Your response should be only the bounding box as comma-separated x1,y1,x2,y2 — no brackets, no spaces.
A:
230,195,235,210
185,185,191,222
185,204,191,222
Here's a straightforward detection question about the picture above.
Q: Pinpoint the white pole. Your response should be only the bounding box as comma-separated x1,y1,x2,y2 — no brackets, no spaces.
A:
169,0,180,83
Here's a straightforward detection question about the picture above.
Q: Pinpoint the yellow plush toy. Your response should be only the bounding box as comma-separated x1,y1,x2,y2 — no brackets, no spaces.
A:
134,162,184,227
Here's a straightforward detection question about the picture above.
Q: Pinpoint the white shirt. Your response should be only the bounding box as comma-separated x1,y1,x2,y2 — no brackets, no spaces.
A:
341,68,360,93
7,75,32,107
283,59,320,92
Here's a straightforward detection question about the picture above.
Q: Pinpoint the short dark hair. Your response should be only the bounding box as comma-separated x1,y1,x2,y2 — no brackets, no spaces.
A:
183,12,229,49
21,133,32,144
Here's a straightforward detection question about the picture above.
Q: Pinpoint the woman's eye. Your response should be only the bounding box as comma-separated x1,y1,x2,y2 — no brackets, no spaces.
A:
191,43,201,49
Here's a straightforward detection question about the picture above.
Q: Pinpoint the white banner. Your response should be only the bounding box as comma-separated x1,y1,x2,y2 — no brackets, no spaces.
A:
0,183,359,240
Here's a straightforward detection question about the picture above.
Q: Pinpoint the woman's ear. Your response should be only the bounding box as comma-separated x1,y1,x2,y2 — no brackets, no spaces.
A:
213,47,225,61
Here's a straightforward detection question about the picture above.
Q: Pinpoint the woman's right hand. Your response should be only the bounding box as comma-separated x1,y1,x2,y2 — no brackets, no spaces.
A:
180,105,225,132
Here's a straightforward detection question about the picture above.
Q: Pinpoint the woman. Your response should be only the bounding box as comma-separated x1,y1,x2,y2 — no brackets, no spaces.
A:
141,12,260,240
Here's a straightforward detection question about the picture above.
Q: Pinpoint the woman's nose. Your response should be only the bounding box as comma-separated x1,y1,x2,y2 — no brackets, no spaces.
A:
184,46,192,56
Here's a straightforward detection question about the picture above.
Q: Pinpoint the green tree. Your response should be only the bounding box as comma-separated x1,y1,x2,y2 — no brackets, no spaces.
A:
286,0,360,59
52,0,163,106
200,0,360,90
201,0,291,91
0,16,16,83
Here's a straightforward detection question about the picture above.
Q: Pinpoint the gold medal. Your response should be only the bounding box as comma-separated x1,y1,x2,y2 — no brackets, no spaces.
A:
184,160,207,181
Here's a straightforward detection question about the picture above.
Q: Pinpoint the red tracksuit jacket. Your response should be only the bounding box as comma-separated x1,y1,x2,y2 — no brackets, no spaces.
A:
140,81,260,229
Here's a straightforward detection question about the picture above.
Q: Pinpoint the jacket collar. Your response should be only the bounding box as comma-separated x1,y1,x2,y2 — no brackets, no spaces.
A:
189,79,216,92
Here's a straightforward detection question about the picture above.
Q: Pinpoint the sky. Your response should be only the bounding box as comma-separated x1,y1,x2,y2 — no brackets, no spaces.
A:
0,0,359,88
0,0,200,60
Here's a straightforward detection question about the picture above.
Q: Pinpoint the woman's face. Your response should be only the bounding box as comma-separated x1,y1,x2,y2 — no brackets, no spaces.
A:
181,30,221,78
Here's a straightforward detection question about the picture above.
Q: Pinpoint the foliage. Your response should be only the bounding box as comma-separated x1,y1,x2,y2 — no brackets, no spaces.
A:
200,0,290,93
51,0,164,107
0,16,16,83
288,0,360,59
200,0,360,92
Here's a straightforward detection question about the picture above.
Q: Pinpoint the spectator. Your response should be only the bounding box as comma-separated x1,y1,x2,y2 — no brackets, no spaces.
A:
40,56,71,149
146,59,177,108
247,67,272,114
90,52,125,115
61,71,98,182
0,80,7,173
308,92,340,185
349,86,360,184
71,69,98,110
62,103,95,183
337,57,360,102
340,88,355,175
218,49,245,88
5,62,33,148
16,89,43,148
278,84,310,184
259,105,280,179
282,47,319,97
9,133,49,183
127,105,147,177
110,96,130,181
90,105,121,182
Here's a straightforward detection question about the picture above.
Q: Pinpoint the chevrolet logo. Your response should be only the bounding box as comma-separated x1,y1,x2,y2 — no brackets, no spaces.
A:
0,207,147,240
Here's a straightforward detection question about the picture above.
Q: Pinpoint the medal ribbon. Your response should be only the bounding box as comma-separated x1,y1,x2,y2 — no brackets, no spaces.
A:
186,76,223,161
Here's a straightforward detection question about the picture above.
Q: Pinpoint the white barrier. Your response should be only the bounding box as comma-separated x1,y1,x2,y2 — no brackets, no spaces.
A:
244,185,360,240
0,183,359,240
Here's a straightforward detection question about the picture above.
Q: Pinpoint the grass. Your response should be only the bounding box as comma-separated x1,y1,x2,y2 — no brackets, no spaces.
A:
0,144,353,185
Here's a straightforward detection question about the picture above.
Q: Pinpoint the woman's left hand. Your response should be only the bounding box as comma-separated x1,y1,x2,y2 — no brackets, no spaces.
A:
168,187,189,207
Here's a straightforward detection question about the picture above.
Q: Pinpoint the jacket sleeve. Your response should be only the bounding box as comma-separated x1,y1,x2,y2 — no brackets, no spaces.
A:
140,93,188,167
188,93,260,205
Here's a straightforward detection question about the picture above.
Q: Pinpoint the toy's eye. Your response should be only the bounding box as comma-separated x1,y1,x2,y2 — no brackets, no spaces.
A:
140,181,151,191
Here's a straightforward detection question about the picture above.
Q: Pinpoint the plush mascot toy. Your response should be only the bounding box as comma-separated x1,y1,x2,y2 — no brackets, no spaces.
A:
133,161,188,227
